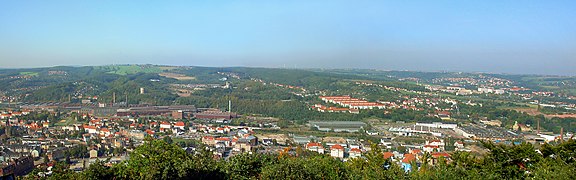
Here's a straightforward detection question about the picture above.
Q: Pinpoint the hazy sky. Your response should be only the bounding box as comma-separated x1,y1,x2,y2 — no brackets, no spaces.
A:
1,1,575,75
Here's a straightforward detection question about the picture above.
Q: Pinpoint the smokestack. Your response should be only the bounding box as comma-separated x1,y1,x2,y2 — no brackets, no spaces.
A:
228,100,232,113
560,127,564,142
113,92,116,105
537,118,540,134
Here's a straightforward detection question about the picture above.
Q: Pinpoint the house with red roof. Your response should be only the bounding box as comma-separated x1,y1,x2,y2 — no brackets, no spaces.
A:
202,136,216,146
216,127,225,134
402,154,416,163
410,149,423,155
306,142,325,154
174,121,185,130
99,128,111,137
430,152,451,165
423,145,440,153
11,111,22,116
150,122,158,128
84,125,97,134
330,144,345,158
160,121,171,129
383,152,395,160
348,148,362,159
425,139,445,151
89,119,102,127
215,137,231,147
0,113,11,119
431,152,451,159
454,141,465,149
145,129,155,135
402,154,416,172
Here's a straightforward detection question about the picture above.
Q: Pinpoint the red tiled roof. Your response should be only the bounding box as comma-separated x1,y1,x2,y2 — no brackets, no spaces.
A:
350,148,362,153
431,152,451,158
331,144,344,150
203,136,214,140
306,142,322,148
215,137,230,141
402,154,416,163
383,152,394,159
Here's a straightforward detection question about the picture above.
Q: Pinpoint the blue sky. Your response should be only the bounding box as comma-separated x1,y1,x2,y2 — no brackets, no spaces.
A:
1,0,575,75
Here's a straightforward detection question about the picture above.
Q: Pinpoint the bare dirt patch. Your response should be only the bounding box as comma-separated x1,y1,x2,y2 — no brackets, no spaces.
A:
507,107,576,118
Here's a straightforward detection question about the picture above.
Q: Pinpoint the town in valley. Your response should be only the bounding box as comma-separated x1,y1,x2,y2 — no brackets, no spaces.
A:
1,65,575,178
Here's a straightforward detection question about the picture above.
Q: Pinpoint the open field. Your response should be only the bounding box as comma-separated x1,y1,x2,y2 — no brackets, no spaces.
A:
99,65,163,75
19,72,39,76
159,72,196,80
159,66,179,71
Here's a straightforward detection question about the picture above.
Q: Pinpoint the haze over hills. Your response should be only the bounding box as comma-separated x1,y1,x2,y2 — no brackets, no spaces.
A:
1,1,575,75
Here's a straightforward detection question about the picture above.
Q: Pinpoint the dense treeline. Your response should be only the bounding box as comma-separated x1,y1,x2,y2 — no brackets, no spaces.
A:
226,67,373,91
21,71,179,105
29,138,576,179
98,73,179,105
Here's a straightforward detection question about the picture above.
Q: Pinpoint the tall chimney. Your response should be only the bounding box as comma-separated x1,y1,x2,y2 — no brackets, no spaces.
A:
560,127,564,142
537,118,540,134
228,100,232,113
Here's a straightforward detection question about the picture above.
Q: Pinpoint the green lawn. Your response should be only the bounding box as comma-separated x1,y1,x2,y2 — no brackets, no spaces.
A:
19,72,39,76
54,118,77,126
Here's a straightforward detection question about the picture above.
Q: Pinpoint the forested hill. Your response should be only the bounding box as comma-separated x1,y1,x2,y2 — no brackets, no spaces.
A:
0,65,421,104
2,64,576,131
2,65,575,125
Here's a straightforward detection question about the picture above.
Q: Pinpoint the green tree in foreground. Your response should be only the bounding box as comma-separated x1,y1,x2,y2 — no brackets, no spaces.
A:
34,139,576,180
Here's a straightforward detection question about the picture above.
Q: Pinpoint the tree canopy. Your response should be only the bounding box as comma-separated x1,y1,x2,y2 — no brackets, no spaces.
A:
24,138,576,180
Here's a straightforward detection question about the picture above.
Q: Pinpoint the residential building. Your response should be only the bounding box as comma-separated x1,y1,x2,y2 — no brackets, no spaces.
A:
330,144,344,158
306,142,324,154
